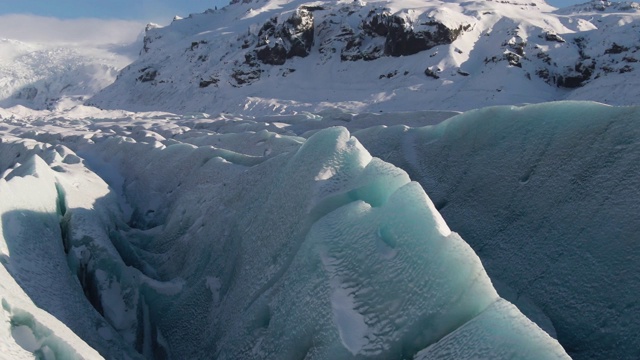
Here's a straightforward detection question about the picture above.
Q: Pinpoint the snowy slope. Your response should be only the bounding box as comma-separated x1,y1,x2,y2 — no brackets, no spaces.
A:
0,104,571,359
89,0,640,115
0,37,137,111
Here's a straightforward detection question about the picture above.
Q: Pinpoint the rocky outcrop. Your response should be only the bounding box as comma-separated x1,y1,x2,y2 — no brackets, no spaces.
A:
341,11,470,61
544,31,565,43
605,42,629,54
254,9,314,65
425,67,440,79
137,67,158,83
383,18,469,57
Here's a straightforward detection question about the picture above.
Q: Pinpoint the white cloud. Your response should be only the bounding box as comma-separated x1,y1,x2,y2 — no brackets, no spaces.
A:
0,14,145,46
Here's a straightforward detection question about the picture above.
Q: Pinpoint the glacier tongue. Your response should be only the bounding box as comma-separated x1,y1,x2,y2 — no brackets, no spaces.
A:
0,108,569,359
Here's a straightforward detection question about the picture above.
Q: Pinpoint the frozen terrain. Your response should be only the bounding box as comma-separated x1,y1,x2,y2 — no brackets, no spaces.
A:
355,101,640,360
0,16,141,111
1,99,639,359
89,0,640,114
0,103,579,359
0,0,639,359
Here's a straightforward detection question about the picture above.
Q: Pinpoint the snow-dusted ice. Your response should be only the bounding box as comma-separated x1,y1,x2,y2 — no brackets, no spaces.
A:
1,0,640,359
0,103,577,359
356,101,640,360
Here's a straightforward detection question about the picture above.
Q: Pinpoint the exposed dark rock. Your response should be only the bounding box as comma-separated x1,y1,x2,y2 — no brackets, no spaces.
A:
573,36,590,60
199,77,219,88
379,70,398,79
557,75,584,88
536,68,550,81
457,69,470,76
254,8,314,65
504,52,522,67
425,67,440,79
244,53,259,66
141,24,161,54
555,61,594,88
602,65,615,73
384,18,469,57
536,51,552,65
284,9,315,57
619,65,634,73
300,5,325,11
137,67,158,83
189,40,207,51
340,34,384,61
231,69,261,86
544,32,565,43
256,44,288,65
362,12,391,37
505,36,526,56
605,43,629,54
343,11,470,60
484,55,499,64
623,56,638,62
575,60,595,78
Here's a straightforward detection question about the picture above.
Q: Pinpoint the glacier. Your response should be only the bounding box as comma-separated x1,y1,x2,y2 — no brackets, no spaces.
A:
0,102,584,359
2,0,640,358
355,101,640,360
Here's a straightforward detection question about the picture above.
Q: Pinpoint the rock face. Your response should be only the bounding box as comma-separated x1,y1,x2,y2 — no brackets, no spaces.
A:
378,16,468,57
339,9,470,61
255,9,315,65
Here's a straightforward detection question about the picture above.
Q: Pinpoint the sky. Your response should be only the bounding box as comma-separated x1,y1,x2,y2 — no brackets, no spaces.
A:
0,0,596,22
0,0,230,23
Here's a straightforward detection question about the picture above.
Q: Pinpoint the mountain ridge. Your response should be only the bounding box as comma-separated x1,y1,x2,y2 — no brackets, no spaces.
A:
88,0,640,115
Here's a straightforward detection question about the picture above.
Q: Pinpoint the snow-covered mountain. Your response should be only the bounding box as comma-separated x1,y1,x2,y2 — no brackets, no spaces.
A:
89,0,640,114
0,36,138,111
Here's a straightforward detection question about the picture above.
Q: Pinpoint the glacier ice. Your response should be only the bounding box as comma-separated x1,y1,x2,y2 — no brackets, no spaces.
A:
355,101,640,360
0,110,569,359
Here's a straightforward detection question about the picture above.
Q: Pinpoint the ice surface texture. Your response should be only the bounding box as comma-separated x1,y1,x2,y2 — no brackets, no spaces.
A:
0,110,568,359
356,101,640,360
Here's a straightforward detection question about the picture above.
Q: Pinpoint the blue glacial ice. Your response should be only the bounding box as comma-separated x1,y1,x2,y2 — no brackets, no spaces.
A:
355,101,640,360
0,119,569,359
